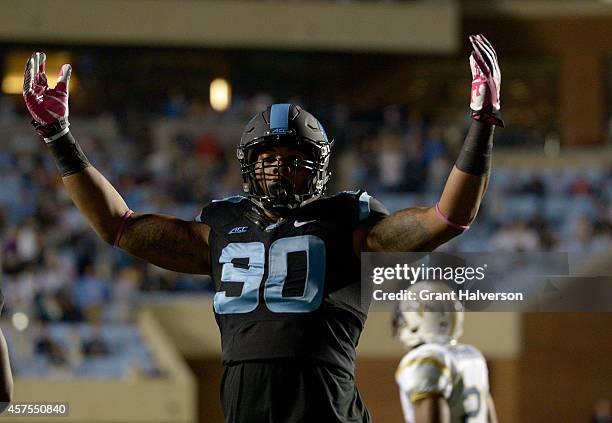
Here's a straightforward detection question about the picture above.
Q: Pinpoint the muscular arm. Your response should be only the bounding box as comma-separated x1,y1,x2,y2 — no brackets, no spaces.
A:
413,395,451,423
356,164,488,253
63,166,211,274
355,118,493,254
23,53,212,275
355,35,502,253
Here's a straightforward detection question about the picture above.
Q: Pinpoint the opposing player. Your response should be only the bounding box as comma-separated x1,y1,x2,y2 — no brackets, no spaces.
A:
22,35,502,422
392,281,498,423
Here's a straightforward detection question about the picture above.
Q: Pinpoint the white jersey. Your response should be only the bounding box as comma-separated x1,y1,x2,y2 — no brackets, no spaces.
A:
395,342,490,423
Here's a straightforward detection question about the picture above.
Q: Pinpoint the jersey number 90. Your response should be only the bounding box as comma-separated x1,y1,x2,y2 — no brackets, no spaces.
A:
214,235,326,314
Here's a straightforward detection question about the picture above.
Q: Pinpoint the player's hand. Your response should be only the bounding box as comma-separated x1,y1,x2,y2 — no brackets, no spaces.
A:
23,52,73,142
468,34,503,127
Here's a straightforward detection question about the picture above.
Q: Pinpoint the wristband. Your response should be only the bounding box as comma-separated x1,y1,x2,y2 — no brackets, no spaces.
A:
455,121,494,176
114,209,134,247
435,203,470,231
46,132,91,177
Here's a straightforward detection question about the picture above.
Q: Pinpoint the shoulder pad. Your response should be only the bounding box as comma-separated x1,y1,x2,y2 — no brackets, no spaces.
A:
395,344,455,402
326,190,389,223
195,196,249,227
452,343,486,361
211,195,248,205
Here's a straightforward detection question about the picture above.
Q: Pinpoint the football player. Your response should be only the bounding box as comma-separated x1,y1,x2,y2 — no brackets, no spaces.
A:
22,34,501,422
392,281,498,423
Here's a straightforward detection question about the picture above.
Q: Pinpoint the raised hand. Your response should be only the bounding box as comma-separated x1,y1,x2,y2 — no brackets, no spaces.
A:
23,52,73,141
469,34,503,127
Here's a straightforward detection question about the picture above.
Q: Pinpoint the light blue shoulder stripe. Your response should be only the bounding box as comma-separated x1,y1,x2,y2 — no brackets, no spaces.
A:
358,191,371,221
211,195,248,204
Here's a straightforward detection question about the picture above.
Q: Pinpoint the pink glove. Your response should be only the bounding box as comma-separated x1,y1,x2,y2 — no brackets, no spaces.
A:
23,52,73,142
469,34,503,127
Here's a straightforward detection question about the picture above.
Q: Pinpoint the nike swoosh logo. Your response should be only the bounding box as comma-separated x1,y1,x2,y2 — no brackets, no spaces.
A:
294,220,316,228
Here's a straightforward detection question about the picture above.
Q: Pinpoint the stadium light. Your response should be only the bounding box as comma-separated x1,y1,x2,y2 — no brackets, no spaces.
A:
209,78,231,112
1,75,23,95
2,51,74,95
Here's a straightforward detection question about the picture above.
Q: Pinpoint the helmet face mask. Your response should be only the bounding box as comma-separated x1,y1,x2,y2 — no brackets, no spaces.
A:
243,140,321,210
237,104,332,212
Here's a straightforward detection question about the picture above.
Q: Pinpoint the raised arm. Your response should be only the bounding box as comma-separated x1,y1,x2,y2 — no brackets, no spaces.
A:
355,34,503,253
23,52,211,274
63,168,211,273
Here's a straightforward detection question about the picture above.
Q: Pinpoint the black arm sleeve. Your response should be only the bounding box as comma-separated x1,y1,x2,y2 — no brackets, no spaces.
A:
455,121,494,176
47,132,91,177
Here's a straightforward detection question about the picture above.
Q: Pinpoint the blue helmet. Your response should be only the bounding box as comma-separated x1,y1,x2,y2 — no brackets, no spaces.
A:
237,104,333,211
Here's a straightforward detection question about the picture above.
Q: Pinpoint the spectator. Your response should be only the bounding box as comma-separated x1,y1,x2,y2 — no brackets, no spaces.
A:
35,326,67,366
73,264,110,321
82,325,110,357
56,288,84,323
491,221,541,252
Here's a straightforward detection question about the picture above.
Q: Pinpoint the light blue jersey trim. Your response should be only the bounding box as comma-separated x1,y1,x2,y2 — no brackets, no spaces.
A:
358,191,371,221
211,195,247,204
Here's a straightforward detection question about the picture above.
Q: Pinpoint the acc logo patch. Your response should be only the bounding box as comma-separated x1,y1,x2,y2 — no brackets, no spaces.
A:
228,226,249,235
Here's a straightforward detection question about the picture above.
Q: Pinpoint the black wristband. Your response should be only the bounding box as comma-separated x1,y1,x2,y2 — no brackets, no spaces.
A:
455,121,494,176
47,132,91,177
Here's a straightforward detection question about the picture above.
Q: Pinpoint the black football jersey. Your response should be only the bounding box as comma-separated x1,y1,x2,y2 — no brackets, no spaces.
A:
196,190,388,374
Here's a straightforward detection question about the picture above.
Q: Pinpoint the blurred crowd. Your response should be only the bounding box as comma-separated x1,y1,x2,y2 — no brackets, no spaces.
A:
345,105,612,254
0,90,611,377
